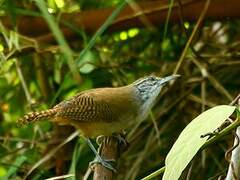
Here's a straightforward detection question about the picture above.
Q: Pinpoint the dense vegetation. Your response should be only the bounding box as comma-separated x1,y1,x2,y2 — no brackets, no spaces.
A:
0,0,239,179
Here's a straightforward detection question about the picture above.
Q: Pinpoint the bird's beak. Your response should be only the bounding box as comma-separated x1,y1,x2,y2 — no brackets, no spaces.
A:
158,74,180,85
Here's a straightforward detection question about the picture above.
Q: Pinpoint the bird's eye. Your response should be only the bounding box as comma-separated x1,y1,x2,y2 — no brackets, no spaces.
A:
150,76,155,81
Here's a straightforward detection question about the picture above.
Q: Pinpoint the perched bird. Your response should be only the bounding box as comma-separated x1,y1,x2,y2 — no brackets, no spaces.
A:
18,75,179,171
18,75,179,137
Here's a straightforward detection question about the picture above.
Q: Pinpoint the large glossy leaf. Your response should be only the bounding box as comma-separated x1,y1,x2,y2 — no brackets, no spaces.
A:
163,105,236,180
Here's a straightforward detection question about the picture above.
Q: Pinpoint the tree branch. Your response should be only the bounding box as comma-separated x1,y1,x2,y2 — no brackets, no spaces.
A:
2,0,240,45
93,136,120,180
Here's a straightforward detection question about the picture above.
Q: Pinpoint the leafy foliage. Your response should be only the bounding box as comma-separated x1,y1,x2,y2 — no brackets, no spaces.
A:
0,0,240,179
163,105,236,180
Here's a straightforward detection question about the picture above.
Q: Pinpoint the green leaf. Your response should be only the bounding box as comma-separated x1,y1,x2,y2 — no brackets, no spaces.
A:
34,0,80,82
67,140,84,180
3,155,27,180
163,105,236,180
76,1,127,64
0,166,7,177
79,50,96,74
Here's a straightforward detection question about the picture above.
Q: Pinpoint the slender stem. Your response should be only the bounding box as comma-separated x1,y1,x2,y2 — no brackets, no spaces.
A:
173,0,210,74
225,99,240,180
141,111,240,180
77,1,127,64
86,138,103,162
15,59,33,105
34,0,81,83
141,167,165,180
201,118,240,150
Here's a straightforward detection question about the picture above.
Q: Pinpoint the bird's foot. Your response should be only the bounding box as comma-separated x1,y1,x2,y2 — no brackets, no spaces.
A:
114,133,129,149
89,156,117,172
96,133,129,150
85,138,117,172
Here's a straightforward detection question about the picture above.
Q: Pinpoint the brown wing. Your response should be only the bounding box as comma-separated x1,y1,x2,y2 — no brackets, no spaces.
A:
53,92,114,122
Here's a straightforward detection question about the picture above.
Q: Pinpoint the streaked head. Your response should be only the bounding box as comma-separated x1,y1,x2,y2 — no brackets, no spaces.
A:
133,75,180,95
133,75,180,112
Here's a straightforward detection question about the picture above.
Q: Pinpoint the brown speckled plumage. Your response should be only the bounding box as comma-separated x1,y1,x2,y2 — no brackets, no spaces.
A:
54,93,114,122
18,86,139,137
19,109,58,124
18,75,179,137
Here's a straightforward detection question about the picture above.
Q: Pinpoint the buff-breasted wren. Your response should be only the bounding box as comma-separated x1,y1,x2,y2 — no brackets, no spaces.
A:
18,75,179,137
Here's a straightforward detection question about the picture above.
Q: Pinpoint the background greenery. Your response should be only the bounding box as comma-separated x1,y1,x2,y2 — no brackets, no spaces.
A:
0,0,239,179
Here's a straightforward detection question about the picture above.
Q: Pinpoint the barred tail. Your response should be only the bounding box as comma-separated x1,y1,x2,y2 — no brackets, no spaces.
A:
18,109,57,125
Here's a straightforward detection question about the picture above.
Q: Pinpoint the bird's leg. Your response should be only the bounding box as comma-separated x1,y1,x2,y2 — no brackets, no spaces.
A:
115,131,129,149
85,138,117,172
97,132,129,152
96,133,128,164
97,132,128,148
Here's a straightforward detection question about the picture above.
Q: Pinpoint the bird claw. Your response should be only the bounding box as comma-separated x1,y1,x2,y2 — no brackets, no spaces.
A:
114,134,128,147
89,156,117,172
96,135,105,145
93,134,128,172
96,134,128,148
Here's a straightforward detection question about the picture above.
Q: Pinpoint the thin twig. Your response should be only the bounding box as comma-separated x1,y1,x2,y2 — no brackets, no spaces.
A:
191,57,233,101
149,111,161,147
15,59,33,105
226,98,240,180
173,0,211,74
126,131,155,180
83,167,92,180
44,174,74,180
23,131,79,180
126,0,156,31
